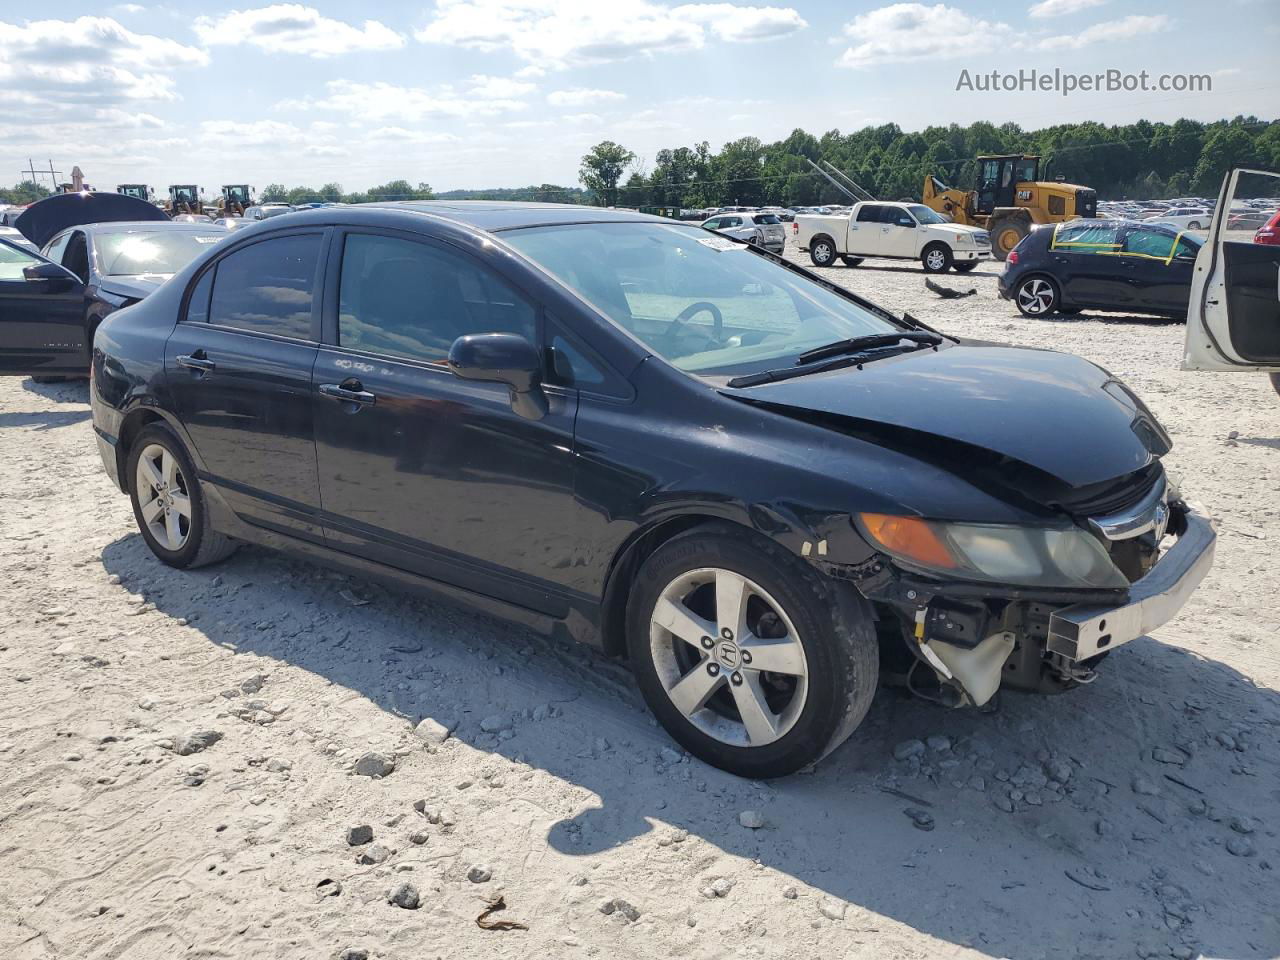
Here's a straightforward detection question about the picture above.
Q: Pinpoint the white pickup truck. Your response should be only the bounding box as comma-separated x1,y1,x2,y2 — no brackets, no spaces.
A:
792,201,990,273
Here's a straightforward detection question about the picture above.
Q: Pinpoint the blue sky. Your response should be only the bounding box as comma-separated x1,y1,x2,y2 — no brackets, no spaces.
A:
0,0,1273,193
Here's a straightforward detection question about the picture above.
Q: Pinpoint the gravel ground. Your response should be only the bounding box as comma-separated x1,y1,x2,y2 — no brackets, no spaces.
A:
1,247,1277,960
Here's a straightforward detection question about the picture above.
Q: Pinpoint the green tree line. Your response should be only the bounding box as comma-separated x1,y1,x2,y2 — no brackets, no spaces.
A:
579,116,1280,208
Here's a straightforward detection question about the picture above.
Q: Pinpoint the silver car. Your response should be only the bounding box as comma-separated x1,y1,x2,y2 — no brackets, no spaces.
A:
700,212,786,253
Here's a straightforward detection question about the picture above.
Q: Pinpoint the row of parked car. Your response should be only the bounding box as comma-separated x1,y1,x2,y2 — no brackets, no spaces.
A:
0,169,1275,778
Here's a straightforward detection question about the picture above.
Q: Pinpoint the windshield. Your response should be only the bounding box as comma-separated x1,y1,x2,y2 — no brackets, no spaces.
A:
502,222,900,376
907,204,948,225
0,240,39,280
95,230,223,276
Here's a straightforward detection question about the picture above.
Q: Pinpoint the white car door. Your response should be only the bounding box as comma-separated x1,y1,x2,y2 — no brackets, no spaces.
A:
846,205,882,256
1183,167,1280,376
878,206,919,258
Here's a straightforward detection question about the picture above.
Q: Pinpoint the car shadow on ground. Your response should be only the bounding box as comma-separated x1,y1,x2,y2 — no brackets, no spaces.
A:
19,376,90,402
1037,312,1185,327
100,534,1280,960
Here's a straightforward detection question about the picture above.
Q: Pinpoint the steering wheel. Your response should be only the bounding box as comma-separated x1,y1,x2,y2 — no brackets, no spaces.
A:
664,300,724,349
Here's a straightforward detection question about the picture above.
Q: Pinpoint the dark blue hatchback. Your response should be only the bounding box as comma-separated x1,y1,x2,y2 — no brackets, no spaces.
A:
998,219,1200,319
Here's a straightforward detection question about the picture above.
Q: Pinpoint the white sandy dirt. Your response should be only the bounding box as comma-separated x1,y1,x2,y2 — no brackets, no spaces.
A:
1,251,1277,960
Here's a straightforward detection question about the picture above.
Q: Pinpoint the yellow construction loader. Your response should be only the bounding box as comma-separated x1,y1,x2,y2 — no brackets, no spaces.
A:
922,155,1097,260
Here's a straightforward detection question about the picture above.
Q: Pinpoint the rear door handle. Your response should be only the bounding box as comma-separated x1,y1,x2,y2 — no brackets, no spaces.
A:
319,382,376,406
176,353,215,373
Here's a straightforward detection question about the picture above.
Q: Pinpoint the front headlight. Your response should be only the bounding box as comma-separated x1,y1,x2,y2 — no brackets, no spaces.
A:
856,514,1128,589
953,233,973,245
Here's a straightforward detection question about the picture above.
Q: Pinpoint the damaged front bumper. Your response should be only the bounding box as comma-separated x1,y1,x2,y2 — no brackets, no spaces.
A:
1046,504,1216,662
837,503,1216,706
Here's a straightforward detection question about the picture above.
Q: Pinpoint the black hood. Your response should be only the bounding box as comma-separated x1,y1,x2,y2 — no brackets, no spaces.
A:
16,192,168,248
726,344,1169,494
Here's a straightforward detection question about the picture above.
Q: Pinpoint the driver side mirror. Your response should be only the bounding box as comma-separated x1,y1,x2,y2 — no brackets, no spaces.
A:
23,261,77,286
447,333,548,421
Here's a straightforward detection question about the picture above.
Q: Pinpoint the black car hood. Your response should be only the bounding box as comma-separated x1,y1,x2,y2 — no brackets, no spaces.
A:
15,192,167,248
726,344,1169,494
98,275,169,301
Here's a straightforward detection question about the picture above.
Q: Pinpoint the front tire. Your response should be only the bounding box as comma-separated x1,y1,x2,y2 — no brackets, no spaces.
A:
1014,275,1061,317
922,243,953,273
809,237,837,268
127,423,237,569
626,523,878,778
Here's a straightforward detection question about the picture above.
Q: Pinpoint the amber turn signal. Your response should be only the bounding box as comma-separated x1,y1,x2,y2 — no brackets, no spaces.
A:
858,513,958,569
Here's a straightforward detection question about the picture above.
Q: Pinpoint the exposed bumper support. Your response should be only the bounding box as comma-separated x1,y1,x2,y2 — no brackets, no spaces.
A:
1047,506,1216,662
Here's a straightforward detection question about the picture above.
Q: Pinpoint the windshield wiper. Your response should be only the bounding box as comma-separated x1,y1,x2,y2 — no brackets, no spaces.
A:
726,332,943,388
794,331,942,365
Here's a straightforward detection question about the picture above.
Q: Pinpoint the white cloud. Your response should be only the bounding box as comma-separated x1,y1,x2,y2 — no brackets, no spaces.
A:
561,112,604,123
1035,13,1169,49
289,79,529,122
368,127,463,144
468,74,537,98
196,4,404,57
0,15,208,110
416,0,806,68
673,3,807,40
112,3,146,13
546,87,626,106
837,4,1014,67
1029,0,1105,17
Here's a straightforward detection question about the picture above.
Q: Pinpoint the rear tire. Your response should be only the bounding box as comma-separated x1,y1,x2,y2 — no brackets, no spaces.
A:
127,423,237,569
953,261,979,273
809,237,837,268
626,523,878,778
1187,221,1201,230
922,243,953,273
1014,275,1061,317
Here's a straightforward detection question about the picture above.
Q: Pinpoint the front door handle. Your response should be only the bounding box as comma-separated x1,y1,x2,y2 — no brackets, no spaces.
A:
319,381,376,406
176,352,215,373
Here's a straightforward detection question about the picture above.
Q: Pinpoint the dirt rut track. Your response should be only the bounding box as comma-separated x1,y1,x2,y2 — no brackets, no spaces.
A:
1,251,1277,960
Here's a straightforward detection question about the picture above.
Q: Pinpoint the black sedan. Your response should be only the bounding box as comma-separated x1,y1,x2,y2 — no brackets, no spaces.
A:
998,219,1201,319
84,202,1215,777
0,193,226,379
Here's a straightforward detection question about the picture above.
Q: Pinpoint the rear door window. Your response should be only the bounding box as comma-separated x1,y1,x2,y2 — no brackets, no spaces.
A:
1121,227,1178,261
337,233,536,363
207,233,321,340
1052,222,1120,254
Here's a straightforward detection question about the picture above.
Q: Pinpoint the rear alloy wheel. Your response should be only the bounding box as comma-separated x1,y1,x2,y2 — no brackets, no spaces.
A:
809,238,837,268
922,243,953,273
1015,276,1060,317
627,524,878,778
128,424,237,569
1187,221,1201,230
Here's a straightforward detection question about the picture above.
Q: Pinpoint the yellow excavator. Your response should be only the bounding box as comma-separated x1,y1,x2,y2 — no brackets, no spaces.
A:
218,184,254,217
922,155,1097,260
166,184,202,216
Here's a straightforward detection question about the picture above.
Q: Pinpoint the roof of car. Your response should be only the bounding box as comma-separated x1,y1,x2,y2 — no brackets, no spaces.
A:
360,200,669,232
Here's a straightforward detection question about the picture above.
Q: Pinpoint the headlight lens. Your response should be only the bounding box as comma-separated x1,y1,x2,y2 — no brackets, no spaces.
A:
856,513,1128,589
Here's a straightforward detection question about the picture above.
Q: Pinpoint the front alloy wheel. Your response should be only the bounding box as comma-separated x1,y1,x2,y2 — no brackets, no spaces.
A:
627,523,879,778
650,567,809,748
1015,276,1059,316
